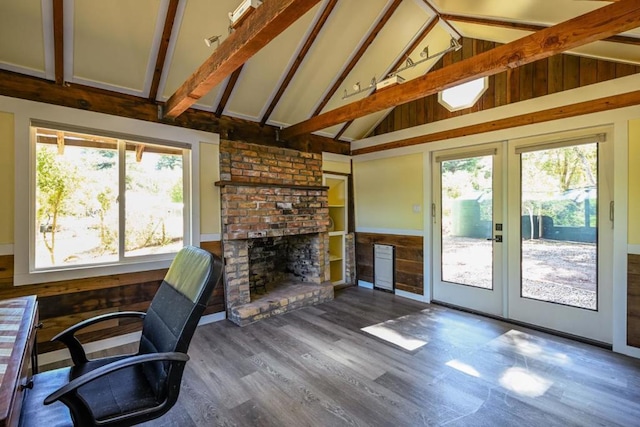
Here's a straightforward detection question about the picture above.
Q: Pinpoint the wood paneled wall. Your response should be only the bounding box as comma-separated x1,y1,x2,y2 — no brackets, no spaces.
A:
356,233,423,295
0,241,223,354
373,38,640,136
629,254,640,348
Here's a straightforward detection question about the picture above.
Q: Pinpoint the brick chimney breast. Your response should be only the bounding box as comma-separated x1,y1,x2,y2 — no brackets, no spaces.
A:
217,140,333,326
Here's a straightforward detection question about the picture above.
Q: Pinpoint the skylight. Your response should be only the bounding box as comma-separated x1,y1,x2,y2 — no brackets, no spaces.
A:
438,77,488,112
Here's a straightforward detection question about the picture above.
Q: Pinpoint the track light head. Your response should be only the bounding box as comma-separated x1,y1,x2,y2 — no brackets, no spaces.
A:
204,35,222,47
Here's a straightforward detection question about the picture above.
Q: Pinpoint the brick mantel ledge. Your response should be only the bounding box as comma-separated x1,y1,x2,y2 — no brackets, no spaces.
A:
215,180,329,191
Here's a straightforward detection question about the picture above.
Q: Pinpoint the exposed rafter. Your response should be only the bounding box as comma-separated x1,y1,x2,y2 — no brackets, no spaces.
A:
53,0,64,85
149,0,180,101
215,65,244,117
280,0,640,140
333,15,442,140
311,0,403,117
260,0,338,126
164,0,322,119
441,13,640,46
351,89,640,155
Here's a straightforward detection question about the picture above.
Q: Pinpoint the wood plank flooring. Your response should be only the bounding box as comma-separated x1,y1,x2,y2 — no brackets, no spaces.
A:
43,287,640,426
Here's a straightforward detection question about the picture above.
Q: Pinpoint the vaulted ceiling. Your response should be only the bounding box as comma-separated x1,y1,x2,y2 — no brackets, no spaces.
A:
1,0,639,145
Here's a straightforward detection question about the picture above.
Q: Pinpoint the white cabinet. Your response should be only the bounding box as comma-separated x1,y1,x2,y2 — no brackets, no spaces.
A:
324,173,347,285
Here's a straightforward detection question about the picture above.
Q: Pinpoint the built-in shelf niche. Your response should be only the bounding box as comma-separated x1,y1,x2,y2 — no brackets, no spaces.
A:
324,173,348,285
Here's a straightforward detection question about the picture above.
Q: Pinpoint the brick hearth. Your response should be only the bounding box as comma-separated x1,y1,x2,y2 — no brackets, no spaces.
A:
218,141,334,326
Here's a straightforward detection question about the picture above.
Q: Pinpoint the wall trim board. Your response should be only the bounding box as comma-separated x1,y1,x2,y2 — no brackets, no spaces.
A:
200,234,221,242
38,310,226,366
358,280,374,289
629,245,640,255
395,288,429,303
322,152,351,163
198,311,226,325
0,244,13,256
355,227,423,237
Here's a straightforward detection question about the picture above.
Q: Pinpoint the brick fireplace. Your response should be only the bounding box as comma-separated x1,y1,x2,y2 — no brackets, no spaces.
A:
218,141,334,326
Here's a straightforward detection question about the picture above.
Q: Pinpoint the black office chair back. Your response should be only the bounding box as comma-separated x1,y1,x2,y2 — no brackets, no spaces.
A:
139,246,223,398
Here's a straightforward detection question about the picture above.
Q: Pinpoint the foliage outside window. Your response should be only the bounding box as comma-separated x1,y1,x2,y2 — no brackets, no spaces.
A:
34,127,188,270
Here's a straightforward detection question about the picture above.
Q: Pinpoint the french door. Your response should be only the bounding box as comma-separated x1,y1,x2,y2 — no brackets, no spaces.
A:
432,133,613,343
432,144,504,317
506,134,612,343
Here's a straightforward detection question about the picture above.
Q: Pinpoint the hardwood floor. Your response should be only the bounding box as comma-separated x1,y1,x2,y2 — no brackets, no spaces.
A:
46,287,640,426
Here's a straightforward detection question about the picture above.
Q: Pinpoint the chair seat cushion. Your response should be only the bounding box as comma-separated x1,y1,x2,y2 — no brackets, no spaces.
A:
73,358,160,421
20,357,160,426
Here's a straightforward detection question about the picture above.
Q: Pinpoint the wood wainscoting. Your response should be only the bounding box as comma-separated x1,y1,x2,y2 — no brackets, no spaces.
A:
356,233,423,295
0,241,223,354
629,254,640,348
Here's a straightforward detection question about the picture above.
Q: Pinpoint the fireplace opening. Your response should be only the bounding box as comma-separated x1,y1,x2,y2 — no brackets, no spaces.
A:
248,233,322,297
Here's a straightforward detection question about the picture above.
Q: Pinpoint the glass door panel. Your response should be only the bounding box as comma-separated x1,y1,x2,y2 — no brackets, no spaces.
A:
520,143,598,310
441,156,493,289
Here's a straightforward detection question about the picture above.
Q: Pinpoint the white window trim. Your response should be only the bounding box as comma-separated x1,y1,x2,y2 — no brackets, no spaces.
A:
4,95,219,285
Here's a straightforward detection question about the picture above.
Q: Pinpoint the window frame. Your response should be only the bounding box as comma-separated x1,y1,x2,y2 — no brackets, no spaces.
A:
15,119,201,286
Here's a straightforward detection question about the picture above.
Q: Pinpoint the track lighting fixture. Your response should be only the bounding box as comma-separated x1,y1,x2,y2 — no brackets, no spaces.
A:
204,35,222,48
341,37,462,100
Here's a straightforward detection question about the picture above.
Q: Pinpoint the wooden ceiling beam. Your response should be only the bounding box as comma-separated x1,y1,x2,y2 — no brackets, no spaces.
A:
260,0,338,126
280,0,640,140
163,0,322,119
53,0,64,85
149,0,180,101
215,65,244,117
351,89,640,155
441,13,640,46
311,0,403,118
0,69,348,155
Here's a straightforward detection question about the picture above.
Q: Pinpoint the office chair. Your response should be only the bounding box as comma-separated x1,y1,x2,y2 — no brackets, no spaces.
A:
19,246,223,427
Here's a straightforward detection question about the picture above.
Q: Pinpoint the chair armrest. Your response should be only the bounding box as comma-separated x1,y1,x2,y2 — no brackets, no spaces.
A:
52,311,146,365
44,352,189,406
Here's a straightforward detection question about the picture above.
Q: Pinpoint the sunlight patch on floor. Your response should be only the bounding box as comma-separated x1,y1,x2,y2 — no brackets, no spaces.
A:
499,367,553,397
361,324,427,351
445,359,481,378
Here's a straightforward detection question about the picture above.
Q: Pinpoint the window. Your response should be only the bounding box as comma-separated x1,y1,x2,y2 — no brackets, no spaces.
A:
32,125,190,271
438,77,488,112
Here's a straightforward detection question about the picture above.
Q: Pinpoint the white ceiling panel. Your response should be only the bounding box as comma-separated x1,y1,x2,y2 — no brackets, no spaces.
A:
343,23,455,140
160,0,240,108
571,41,640,66
269,0,390,126
432,0,602,26
453,21,528,45
73,0,160,94
0,0,46,77
225,3,321,120
317,0,431,136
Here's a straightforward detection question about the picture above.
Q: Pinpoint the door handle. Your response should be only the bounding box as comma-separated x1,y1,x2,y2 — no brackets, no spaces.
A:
486,235,503,242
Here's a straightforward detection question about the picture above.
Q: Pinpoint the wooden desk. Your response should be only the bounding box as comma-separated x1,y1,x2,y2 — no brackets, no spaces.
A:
0,297,38,427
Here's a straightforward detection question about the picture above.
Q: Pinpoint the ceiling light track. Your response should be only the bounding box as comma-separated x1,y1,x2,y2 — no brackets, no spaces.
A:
341,37,461,100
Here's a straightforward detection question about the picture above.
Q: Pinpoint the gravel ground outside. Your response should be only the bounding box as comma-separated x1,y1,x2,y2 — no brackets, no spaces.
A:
442,236,597,310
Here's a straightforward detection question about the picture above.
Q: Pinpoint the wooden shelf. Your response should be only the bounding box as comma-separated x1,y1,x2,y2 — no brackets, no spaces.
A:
328,204,345,208
329,255,342,262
